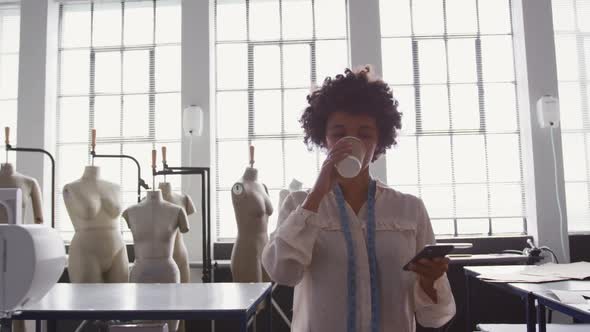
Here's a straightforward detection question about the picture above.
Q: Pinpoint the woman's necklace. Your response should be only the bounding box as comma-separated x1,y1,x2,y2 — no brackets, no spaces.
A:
334,179,380,332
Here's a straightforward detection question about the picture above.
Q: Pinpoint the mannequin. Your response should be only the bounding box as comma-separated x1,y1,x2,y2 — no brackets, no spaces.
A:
278,178,303,210
0,163,43,224
123,189,189,332
63,166,129,283
158,181,194,283
230,167,274,282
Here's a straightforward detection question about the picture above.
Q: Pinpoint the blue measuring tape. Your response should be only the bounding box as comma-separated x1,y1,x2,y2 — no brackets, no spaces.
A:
334,180,380,332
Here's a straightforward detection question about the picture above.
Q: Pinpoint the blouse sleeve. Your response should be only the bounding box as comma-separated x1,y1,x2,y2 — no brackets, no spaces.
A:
413,198,457,328
261,191,322,287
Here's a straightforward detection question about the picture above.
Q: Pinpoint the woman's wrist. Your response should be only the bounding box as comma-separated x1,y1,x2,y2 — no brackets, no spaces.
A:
419,277,438,303
302,190,324,212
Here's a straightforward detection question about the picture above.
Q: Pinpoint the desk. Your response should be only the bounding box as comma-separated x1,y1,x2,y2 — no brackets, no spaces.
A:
3,283,272,332
464,265,537,332
510,281,590,332
449,253,534,265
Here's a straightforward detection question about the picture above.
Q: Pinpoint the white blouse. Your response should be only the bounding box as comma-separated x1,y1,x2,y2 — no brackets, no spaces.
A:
262,181,456,332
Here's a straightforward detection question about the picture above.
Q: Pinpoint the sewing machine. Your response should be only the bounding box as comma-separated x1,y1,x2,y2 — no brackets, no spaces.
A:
0,224,65,318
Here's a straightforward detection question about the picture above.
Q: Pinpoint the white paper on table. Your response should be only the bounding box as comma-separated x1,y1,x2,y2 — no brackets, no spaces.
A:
477,273,569,283
551,290,589,304
520,262,590,280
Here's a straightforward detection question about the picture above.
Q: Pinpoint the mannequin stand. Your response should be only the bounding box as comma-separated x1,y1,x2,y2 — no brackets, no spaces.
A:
5,144,55,228
90,150,149,203
153,163,212,283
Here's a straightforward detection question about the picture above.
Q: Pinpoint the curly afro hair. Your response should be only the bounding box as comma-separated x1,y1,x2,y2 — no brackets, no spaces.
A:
300,66,402,161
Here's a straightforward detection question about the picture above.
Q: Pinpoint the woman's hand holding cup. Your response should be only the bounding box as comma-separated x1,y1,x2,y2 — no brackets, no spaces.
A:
302,137,364,213
335,137,366,179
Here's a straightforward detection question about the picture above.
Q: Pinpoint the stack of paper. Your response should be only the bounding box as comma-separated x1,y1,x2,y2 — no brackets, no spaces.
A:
476,261,590,283
550,290,590,304
477,273,569,283
520,262,590,280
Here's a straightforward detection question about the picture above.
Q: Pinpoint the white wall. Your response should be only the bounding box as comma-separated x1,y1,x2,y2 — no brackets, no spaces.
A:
348,0,388,183
16,0,58,225
512,0,570,262
180,0,213,279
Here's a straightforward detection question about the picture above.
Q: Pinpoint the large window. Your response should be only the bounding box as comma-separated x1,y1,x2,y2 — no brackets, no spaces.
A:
55,0,182,241
552,0,590,233
214,0,349,239
380,0,527,236
0,4,20,153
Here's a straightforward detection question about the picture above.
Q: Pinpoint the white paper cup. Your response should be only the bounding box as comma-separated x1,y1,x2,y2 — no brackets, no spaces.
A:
335,136,366,178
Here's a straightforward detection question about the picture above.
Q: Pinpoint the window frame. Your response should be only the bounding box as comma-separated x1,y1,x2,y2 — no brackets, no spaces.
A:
54,0,183,241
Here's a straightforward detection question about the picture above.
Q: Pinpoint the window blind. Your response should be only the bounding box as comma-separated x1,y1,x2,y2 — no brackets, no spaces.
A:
552,0,590,233
380,0,527,236
0,4,20,157
214,0,349,240
56,0,182,241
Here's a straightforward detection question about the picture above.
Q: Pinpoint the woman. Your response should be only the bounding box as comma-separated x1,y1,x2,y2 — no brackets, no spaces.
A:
262,67,456,332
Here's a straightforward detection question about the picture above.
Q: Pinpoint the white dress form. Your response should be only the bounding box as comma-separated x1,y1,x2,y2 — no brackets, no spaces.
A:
278,178,303,210
230,167,274,282
123,190,188,332
0,163,43,224
158,182,194,283
63,166,129,283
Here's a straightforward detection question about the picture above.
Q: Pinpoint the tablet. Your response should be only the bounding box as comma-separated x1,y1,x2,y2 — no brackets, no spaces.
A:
402,244,455,271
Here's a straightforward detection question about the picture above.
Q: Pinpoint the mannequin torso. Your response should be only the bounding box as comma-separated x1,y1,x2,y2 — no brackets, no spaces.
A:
230,167,274,282
158,182,194,283
0,163,43,224
123,190,189,282
123,190,188,332
278,178,303,211
63,166,129,283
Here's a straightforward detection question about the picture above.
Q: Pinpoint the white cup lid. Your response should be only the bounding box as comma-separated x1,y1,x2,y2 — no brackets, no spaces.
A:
336,156,362,178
